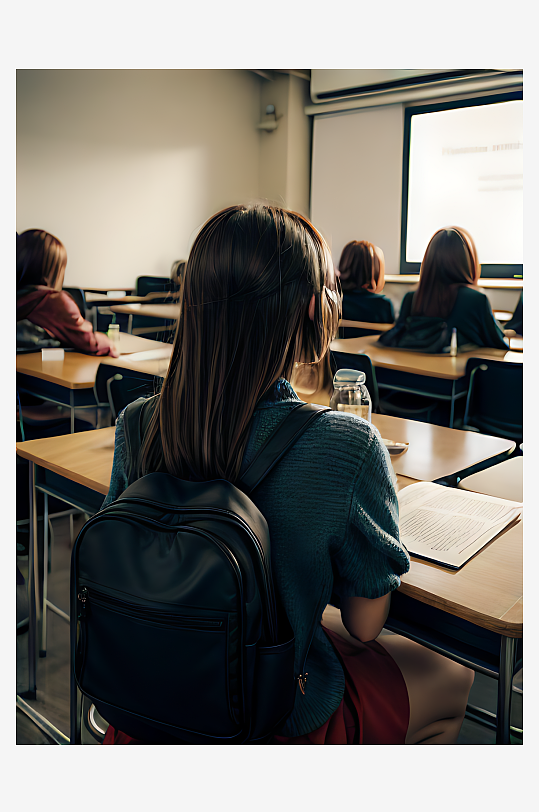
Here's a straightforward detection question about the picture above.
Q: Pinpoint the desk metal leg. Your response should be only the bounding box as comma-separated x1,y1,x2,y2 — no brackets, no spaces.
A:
40,493,49,657
23,463,38,699
449,381,456,428
70,391,75,434
497,636,517,744
128,314,133,334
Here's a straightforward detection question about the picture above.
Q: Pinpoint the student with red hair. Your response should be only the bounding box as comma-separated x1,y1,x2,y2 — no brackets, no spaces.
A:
338,240,395,326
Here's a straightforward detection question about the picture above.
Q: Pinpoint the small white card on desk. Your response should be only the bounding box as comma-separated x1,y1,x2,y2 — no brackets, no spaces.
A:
107,290,127,298
42,348,64,361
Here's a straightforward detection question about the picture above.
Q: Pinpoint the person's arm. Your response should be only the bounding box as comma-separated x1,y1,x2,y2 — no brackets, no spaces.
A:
101,410,129,507
29,290,120,357
341,593,391,642
330,422,410,637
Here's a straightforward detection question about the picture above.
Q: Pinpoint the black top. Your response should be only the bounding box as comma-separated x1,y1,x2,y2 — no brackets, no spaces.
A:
341,289,395,324
396,286,508,350
505,292,523,335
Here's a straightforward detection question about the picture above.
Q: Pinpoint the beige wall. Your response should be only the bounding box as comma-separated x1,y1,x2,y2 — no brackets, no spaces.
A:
17,70,262,289
258,73,312,217
310,104,404,274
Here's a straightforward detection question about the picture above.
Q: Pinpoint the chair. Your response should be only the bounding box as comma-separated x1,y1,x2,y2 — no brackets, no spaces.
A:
330,350,443,421
132,276,176,339
63,288,87,317
330,351,380,412
94,363,159,422
462,358,523,443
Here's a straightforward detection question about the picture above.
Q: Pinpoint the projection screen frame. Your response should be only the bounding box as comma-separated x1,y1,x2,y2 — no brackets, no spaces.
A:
399,90,523,279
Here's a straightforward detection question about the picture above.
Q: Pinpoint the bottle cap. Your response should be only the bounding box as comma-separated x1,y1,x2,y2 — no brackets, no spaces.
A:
333,368,366,387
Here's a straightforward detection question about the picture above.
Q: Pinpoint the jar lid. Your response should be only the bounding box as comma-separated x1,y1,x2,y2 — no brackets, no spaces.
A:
333,368,366,387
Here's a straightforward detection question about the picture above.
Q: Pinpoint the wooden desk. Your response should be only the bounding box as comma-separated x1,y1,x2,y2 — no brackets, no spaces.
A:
458,456,523,502
83,287,134,294
330,334,523,427
371,414,514,482
16,337,172,432
16,424,522,743
85,293,149,305
385,275,523,290
331,334,522,379
339,319,394,333
493,310,514,322
110,303,180,320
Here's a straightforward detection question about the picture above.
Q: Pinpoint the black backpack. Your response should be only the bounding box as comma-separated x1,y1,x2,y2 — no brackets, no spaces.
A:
377,315,451,353
70,397,329,744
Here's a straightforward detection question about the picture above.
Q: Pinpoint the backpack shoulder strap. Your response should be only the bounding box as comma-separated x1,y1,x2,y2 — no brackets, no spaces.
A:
239,402,330,495
123,396,159,485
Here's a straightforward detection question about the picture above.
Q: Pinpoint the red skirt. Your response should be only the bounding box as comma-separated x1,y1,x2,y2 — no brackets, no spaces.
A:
103,628,409,745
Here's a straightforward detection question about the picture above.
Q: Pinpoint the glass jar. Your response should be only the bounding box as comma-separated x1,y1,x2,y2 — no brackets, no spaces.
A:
329,368,372,422
107,323,120,349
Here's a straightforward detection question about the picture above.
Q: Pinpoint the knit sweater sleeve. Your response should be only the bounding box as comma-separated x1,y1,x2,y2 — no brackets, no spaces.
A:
331,424,410,599
101,409,129,507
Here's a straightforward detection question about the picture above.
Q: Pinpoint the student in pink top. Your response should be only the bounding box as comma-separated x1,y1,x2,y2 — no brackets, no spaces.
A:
16,229,119,356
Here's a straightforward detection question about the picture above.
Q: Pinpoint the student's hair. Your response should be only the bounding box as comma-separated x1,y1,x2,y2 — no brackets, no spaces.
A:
412,226,480,319
338,241,381,292
139,204,341,483
16,229,67,290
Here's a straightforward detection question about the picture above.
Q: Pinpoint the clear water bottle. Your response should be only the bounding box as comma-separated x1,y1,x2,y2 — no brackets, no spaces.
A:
329,369,372,422
107,323,120,349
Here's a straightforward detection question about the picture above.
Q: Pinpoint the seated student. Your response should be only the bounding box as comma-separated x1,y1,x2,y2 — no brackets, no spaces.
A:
379,227,508,352
504,292,523,335
16,230,119,356
101,204,473,745
338,241,394,336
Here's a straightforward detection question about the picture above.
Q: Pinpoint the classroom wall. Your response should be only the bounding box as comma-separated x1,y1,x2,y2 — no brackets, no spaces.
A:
16,70,263,289
310,103,520,313
258,74,312,216
310,105,404,273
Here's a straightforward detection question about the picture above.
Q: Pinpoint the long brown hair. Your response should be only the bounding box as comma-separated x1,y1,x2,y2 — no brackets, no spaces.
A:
139,204,341,483
16,229,67,290
338,241,382,292
412,226,480,319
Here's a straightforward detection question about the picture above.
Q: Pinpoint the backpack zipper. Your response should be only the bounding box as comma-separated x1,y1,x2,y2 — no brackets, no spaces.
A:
77,586,224,630
94,501,277,643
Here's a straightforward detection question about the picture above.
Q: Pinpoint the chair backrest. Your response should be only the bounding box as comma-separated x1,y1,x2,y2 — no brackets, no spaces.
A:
330,351,380,413
463,357,522,441
135,276,173,299
63,288,87,315
94,363,160,422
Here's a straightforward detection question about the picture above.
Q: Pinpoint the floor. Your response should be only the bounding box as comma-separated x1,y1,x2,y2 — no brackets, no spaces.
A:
16,514,523,745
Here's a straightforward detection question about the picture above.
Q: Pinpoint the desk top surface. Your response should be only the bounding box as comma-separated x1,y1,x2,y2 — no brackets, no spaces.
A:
15,427,522,635
385,275,523,290
339,319,394,332
330,334,523,379
110,303,180,319
458,456,523,502
16,336,172,389
371,414,513,481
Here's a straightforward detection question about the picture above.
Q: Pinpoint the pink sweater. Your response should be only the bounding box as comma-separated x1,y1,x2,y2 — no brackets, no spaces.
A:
17,288,119,357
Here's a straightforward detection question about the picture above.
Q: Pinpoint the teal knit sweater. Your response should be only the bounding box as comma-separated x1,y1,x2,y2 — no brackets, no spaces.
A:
103,379,410,737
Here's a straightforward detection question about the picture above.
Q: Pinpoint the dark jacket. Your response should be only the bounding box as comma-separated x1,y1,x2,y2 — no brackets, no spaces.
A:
341,289,395,324
383,286,508,351
505,293,523,335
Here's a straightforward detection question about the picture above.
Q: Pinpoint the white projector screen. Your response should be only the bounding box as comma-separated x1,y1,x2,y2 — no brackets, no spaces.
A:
405,99,523,266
